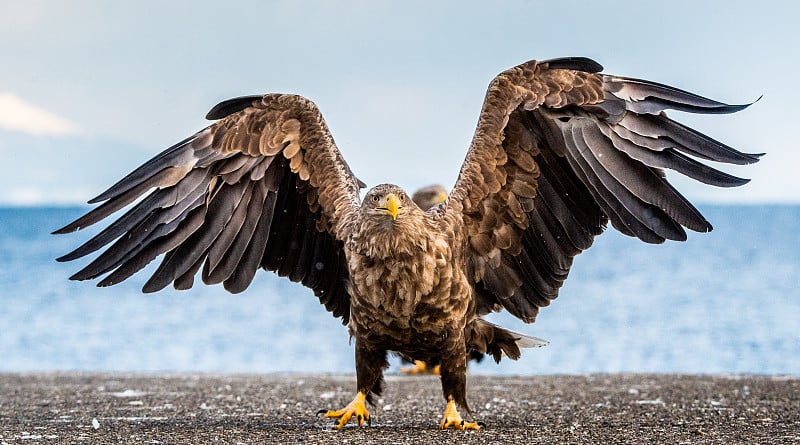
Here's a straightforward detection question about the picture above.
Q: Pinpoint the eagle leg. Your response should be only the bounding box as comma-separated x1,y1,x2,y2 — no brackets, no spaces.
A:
399,360,441,375
438,348,481,430
318,340,387,429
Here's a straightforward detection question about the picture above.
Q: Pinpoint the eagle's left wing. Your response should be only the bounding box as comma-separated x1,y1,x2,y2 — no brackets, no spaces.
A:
445,57,761,322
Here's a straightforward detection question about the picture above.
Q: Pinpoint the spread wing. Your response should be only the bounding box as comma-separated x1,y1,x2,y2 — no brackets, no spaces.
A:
54,94,363,322
446,57,762,322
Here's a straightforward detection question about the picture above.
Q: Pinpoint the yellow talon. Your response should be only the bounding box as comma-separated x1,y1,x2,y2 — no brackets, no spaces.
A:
319,392,370,429
439,399,481,430
400,360,428,375
400,360,440,375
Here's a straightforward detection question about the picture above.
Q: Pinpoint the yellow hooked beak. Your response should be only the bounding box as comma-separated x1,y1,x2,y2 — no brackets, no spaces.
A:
434,191,448,205
376,193,402,220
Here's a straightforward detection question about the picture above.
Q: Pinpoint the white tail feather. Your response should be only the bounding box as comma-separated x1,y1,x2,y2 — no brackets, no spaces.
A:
514,332,549,348
482,320,549,349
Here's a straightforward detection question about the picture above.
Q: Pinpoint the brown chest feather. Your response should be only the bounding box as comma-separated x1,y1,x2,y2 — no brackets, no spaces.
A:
346,217,471,343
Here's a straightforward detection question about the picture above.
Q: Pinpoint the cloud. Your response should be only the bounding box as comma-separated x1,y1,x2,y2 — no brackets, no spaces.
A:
1,185,96,206
0,132,153,206
0,92,80,137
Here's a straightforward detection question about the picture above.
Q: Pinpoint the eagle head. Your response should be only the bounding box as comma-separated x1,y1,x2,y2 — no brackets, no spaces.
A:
361,184,417,222
356,184,428,258
411,184,448,211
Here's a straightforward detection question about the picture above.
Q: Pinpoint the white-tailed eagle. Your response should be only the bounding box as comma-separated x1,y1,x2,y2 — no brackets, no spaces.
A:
56,57,761,429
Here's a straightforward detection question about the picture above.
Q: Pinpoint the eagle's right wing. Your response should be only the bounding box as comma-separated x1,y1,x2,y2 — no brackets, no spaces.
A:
55,94,364,323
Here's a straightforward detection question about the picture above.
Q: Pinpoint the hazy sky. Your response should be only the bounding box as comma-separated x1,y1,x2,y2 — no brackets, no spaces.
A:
1,0,797,205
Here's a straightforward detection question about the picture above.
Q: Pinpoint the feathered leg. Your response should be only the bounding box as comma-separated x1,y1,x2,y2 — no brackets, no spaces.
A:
438,348,481,430
318,339,387,429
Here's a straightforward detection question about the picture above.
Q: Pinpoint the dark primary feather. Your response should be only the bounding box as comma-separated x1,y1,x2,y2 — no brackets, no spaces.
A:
543,56,604,73
616,112,761,165
605,75,754,115
598,124,751,187
205,95,263,120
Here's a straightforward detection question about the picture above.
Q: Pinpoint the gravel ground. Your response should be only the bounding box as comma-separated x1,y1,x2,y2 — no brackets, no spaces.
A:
0,373,797,444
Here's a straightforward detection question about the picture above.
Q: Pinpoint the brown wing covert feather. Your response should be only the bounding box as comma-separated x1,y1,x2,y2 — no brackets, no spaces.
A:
54,94,362,323
447,57,761,322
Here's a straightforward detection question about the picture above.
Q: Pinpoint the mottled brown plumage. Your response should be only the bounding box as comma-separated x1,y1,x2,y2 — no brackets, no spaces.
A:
55,57,761,429
401,184,484,375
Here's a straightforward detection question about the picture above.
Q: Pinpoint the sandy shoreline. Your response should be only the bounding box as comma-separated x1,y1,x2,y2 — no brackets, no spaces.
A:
1,372,797,444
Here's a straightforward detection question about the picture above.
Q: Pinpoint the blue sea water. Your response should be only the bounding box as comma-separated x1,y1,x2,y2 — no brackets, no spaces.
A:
0,206,797,375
